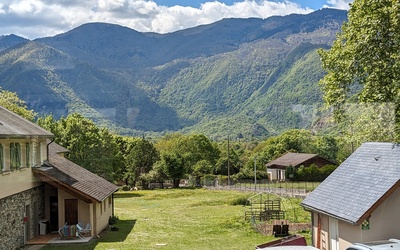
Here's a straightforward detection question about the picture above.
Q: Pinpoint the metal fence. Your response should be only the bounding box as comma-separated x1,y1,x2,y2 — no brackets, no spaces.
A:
202,179,318,198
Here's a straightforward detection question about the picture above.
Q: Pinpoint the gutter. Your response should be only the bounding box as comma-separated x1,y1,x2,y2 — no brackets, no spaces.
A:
46,138,55,162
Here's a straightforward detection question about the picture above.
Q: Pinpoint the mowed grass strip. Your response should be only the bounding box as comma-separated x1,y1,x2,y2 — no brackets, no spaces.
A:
42,188,308,250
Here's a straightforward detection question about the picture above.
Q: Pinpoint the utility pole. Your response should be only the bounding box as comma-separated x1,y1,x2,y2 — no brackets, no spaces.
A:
227,135,230,186
254,156,257,190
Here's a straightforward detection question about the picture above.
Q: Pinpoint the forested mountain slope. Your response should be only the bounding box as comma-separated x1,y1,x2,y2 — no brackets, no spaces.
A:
0,8,347,138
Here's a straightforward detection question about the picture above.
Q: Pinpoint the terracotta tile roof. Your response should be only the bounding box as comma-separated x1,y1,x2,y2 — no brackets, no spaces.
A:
301,142,400,225
34,143,118,202
0,106,54,138
266,152,319,168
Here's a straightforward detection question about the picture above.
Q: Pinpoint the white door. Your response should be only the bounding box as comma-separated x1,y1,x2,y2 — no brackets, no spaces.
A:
329,217,339,250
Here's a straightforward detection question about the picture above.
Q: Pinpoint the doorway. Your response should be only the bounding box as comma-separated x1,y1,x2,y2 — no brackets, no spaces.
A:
49,196,58,231
24,204,31,243
64,199,78,225
329,217,339,250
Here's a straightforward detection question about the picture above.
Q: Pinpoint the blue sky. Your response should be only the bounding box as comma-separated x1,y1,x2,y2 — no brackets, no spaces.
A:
0,0,352,39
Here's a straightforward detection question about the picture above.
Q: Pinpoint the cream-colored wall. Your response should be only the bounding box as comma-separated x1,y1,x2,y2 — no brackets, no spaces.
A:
267,169,286,180
312,212,330,250
94,197,113,235
312,187,400,250
338,187,400,248
57,189,91,228
0,138,48,199
0,168,42,199
57,189,114,236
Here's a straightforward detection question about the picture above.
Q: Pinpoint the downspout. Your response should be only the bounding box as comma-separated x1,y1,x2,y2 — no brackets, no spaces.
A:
112,193,115,217
317,213,321,249
46,138,55,162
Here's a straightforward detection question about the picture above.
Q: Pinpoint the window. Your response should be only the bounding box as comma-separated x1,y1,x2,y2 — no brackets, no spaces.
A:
26,142,31,168
10,143,21,170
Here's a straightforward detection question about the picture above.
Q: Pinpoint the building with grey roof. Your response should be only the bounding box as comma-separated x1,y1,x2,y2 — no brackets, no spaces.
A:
301,142,400,250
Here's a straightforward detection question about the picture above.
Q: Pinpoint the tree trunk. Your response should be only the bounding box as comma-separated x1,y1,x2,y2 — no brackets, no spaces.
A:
173,179,180,188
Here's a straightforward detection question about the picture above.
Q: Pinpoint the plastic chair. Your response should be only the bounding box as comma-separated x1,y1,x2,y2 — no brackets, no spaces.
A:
58,222,67,237
76,224,85,239
81,223,91,236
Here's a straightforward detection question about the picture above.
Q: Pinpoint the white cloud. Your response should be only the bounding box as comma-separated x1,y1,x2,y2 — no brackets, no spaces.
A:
325,0,352,10
0,0,322,39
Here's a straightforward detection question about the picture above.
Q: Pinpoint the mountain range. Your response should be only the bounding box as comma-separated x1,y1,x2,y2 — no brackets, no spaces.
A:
0,8,347,139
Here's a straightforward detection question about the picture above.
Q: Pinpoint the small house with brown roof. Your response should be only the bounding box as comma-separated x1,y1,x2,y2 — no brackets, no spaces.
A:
301,142,400,250
0,106,118,249
266,152,333,181
34,142,118,238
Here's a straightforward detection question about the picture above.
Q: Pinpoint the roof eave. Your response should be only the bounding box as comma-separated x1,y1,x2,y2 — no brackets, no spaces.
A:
33,168,98,203
0,134,55,139
300,203,359,225
99,188,119,202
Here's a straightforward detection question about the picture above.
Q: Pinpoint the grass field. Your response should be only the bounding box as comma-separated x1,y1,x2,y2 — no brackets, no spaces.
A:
42,188,311,250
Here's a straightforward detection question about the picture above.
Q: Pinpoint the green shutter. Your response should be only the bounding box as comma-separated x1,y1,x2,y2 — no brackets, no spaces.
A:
26,143,30,168
10,143,15,170
16,143,21,169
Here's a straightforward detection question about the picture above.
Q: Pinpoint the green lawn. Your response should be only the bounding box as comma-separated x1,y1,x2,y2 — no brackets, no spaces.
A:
42,188,310,250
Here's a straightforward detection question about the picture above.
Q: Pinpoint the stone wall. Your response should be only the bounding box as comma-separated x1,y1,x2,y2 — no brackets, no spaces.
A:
0,185,45,249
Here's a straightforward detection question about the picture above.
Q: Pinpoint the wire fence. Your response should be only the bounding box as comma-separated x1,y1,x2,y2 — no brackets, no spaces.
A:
202,179,319,198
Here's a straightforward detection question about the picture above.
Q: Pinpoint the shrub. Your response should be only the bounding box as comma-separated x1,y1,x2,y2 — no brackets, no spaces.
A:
230,196,249,206
109,215,119,225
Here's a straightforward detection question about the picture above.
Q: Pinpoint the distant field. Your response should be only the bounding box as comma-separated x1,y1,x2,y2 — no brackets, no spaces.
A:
42,188,311,250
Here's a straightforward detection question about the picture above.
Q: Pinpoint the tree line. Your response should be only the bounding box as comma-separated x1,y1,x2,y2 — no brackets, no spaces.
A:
0,87,346,188
37,113,344,189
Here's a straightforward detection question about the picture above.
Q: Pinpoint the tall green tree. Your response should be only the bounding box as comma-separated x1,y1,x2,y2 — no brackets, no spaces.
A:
176,134,220,177
160,152,187,188
259,129,314,161
38,113,119,181
319,0,400,139
155,133,220,184
0,88,36,121
125,138,159,188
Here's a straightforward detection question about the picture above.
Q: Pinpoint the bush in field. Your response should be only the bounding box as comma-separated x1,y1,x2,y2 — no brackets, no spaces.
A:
288,164,337,182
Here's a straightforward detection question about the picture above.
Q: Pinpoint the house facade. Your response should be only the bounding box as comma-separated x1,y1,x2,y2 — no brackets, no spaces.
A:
0,106,118,249
301,142,400,250
266,152,333,181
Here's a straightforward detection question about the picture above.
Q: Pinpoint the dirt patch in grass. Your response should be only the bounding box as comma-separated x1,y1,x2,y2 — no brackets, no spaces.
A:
256,222,311,236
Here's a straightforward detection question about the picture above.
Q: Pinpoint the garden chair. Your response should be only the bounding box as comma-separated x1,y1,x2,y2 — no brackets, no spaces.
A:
81,223,91,236
58,222,67,237
76,224,85,239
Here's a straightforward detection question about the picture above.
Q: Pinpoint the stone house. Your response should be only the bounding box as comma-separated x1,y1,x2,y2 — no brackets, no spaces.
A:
301,142,400,250
0,106,118,249
266,152,334,181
